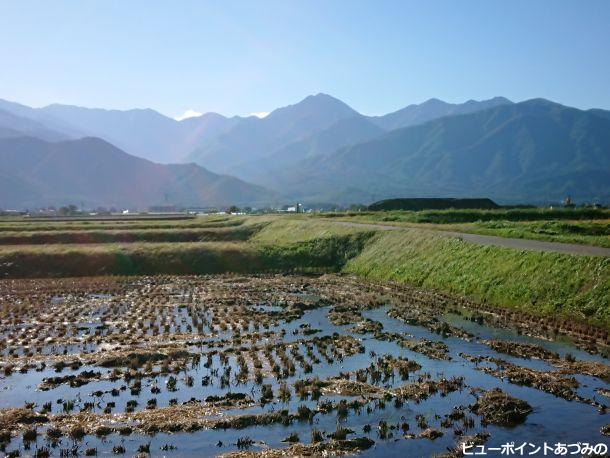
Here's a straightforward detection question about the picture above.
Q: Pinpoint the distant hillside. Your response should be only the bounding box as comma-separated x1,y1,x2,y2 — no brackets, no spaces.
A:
0,136,277,209
0,99,85,138
0,98,243,164
369,96,512,130
38,104,244,164
186,93,360,174
266,99,610,204
0,108,73,142
237,115,386,182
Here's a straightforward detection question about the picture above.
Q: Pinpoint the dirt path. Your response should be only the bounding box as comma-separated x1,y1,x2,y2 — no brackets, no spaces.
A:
333,221,610,257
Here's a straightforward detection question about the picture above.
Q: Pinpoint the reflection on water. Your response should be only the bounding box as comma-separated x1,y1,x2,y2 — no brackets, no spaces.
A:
0,279,608,457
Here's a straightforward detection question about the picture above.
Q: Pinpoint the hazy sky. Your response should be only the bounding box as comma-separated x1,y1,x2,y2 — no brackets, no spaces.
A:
1,0,609,118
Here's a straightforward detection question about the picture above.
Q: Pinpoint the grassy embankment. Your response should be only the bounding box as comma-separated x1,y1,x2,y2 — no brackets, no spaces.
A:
0,225,262,244
343,229,610,328
318,208,610,248
0,215,245,232
252,218,610,328
0,214,608,329
0,217,373,278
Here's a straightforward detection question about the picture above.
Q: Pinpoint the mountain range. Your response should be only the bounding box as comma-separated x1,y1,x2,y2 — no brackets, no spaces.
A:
264,99,610,203
0,93,608,208
0,136,275,209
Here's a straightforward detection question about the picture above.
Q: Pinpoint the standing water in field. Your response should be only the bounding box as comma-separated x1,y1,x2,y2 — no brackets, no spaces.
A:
0,274,608,457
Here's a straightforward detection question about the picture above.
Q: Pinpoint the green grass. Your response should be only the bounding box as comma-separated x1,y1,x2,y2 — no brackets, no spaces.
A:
317,213,610,248
252,218,374,272
0,215,247,232
321,207,610,224
452,220,610,248
344,230,610,328
0,242,263,277
252,218,373,244
253,218,610,328
0,218,372,278
254,218,610,328
0,223,266,245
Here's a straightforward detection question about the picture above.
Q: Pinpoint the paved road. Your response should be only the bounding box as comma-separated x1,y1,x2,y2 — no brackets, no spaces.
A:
334,221,610,257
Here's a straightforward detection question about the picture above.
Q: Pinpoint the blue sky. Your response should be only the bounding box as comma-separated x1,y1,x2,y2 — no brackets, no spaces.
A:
1,0,609,118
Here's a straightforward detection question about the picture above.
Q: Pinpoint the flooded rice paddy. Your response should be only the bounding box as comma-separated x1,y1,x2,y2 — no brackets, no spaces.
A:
0,274,608,457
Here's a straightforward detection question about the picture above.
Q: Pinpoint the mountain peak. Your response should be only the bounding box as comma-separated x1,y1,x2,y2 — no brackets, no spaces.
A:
297,93,356,111
307,92,342,102
421,97,447,105
177,111,228,124
490,96,512,104
520,98,562,108
265,93,358,121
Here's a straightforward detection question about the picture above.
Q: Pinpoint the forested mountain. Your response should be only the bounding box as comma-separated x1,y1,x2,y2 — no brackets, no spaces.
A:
261,99,610,203
0,136,276,209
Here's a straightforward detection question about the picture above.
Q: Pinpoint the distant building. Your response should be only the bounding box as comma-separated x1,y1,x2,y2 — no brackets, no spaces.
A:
0,209,25,216
286,203,303,213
